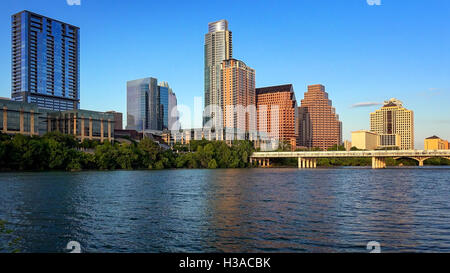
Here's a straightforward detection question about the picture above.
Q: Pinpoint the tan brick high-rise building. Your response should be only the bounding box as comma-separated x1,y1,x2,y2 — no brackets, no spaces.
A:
256,84,298,148
220,59,256,131
298,84,342,150
370,98,414,150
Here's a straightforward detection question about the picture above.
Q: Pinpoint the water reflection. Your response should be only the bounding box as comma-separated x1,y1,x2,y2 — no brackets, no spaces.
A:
0,167,449,252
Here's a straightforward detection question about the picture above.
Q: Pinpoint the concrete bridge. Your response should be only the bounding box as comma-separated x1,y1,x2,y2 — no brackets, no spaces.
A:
250,150,450,169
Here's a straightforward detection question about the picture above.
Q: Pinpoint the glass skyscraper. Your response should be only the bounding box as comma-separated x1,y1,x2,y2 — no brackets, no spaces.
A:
158,82,169,130
204,19,232,128
127,77,175,132
11,10,80,111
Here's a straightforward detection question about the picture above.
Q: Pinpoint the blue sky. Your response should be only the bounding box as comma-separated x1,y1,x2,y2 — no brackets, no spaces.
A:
1,0,450,148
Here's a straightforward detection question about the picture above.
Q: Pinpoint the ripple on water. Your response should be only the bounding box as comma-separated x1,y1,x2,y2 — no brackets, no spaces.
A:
0,168,449,252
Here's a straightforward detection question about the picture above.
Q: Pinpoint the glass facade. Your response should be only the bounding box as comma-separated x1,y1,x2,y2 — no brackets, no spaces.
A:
204,20,232,127
126,78,150,131
126,77,173,132
159,85,169,130
11,11,80,111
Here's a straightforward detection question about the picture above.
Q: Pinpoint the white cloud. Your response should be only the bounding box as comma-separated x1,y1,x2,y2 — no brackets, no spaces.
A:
350,102,382,108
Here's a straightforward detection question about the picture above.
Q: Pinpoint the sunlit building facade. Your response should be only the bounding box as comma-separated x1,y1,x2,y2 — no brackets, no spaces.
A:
204,19,232,128
11,11,80,111
424,135,449,150
298,84,342,150
351,130,378,150
370,98,414,150
256,84,299,148
1,98,114,141
221,59,256,132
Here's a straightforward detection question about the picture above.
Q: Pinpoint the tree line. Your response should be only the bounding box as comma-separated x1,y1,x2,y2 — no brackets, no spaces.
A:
1,132,448,171
0,132,255,171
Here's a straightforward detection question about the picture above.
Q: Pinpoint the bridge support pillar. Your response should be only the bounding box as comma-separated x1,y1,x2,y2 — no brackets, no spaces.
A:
298,158,317,169
411,157,430,167
372,157,386,169
298,158,306,169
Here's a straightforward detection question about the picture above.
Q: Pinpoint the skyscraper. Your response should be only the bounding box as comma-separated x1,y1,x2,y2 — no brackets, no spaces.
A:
299,84,342,150
11,10,80,110
221,59,256,132
370,98,414,150
126,77,174,132
158,82,170,130
204,19,232,128
127,78,152,131
256,84,299,148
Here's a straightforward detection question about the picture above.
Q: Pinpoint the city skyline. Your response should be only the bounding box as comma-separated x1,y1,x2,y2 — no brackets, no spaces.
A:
1,1,450,148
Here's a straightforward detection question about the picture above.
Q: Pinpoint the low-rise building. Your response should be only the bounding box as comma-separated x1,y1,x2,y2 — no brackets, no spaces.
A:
425,135,449,150
351,130,378,150
1,98,114,141
162,127,275,150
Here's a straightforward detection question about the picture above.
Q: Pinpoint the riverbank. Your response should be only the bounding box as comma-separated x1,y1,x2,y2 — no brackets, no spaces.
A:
1,132,448,172
0,132,254,172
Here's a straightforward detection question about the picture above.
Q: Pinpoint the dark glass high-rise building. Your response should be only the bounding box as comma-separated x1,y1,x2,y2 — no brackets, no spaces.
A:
126,77,172,132
11,10,80,110
158,82,169,130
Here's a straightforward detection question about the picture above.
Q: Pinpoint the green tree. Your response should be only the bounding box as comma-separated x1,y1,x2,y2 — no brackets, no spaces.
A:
95,142,118,170
208,159,218,169
138,138,160,169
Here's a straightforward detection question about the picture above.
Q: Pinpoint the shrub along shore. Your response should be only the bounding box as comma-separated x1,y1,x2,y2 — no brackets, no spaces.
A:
0,132,448,171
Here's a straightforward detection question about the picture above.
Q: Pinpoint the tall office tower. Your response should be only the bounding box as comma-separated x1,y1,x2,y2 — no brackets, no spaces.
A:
127,77,174,132
127,78,150,131
11,11,80,110
158,82,169,130
204,19,232,128
299,84,342,150
220,59,256,131
127,77,156,131
256,84,299,148
370,98,414,150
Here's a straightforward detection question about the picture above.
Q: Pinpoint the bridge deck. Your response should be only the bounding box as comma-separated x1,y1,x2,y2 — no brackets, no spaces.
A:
251,150,450,158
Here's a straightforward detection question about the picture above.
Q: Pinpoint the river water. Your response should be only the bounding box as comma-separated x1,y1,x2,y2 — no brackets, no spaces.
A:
0,167,449,253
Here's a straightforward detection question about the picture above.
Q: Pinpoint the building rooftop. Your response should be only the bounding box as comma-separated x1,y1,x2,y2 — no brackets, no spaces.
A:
256,84,293,95
426,135,441,140
208,19,228,33
383,98,403,107
352,130,378,135
13,10,80,29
